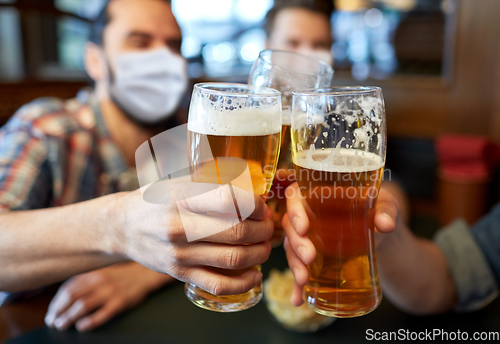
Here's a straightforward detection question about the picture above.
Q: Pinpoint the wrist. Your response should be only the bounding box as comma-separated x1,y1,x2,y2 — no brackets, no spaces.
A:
131,262,174,292
96,192,129,260
376,222,412,259
147,271,175,291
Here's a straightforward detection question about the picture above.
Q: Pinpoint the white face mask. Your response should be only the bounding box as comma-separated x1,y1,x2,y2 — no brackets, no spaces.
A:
297,49,335,67
109,48,188,125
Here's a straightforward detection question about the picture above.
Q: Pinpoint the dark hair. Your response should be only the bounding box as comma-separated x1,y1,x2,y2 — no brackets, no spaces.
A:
90,0,172,45
264,0,335,37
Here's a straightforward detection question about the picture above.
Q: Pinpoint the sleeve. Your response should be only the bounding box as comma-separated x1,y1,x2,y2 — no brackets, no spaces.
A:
433,219,499,312
0,121,52,213
470,204,500,291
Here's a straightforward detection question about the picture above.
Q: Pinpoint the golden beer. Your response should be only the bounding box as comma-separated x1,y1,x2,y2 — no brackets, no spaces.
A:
267,124,295,245
293,148,384,317
187,131,280,305
185,82,282,312
248,50,334,247
189,132,281,197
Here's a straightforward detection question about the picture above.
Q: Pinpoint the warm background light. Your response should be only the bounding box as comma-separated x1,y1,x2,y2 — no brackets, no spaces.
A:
335,0,369,12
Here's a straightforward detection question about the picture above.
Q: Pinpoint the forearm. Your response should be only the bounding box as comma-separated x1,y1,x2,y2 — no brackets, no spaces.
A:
377,225,457,315
0,193,125,292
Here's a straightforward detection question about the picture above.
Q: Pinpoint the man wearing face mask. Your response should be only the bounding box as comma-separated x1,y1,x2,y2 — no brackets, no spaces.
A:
0,0,273,333
264,0,335,66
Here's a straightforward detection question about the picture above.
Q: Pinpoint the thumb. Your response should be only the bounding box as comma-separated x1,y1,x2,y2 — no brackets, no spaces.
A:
374,189,400,234
374,211,396,233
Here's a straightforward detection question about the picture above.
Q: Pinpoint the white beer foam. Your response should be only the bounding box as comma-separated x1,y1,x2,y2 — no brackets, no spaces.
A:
293,148,384,173
282,109,291,126
188,106,281,136
292,95,384,152
291,112,324,129
292,96,383,129
334,96,383,123
337,96,383,148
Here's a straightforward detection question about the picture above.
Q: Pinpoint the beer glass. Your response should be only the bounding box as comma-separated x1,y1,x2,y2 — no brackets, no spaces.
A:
185,83,282,312
291,87,386,317
249,50,334,246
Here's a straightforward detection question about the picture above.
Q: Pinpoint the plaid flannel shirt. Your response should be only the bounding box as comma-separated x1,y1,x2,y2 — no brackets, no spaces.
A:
0,89,138,213
0,89,138,305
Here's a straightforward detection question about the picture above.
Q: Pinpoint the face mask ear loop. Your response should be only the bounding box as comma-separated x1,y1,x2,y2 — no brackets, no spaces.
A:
94,46,113,102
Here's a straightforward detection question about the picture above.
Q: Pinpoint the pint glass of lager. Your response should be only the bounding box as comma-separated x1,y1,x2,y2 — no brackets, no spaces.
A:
185,83,282,312
249,50,333,247
291,87,386,317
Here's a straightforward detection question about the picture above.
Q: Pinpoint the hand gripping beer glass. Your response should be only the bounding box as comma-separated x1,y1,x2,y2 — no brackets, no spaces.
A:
291,87,386,317
185,83,282,312
248,50,334,247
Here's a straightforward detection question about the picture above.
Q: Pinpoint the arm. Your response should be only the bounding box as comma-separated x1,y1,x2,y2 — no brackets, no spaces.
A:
376,220,457,315
283,183,457,315
0,185,273,296
0,193,123,292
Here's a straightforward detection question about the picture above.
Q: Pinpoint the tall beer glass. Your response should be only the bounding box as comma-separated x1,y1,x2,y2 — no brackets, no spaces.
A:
185,83,282,312
291,87,386,317
249,50,334,246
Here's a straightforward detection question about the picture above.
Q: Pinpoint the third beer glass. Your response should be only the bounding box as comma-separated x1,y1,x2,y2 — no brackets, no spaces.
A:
249,50,334,246
185,83,282,312
291,87,386,317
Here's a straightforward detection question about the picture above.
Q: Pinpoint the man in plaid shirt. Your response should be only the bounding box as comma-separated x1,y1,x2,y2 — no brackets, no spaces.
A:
0,0,273,333
0,0,186,332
